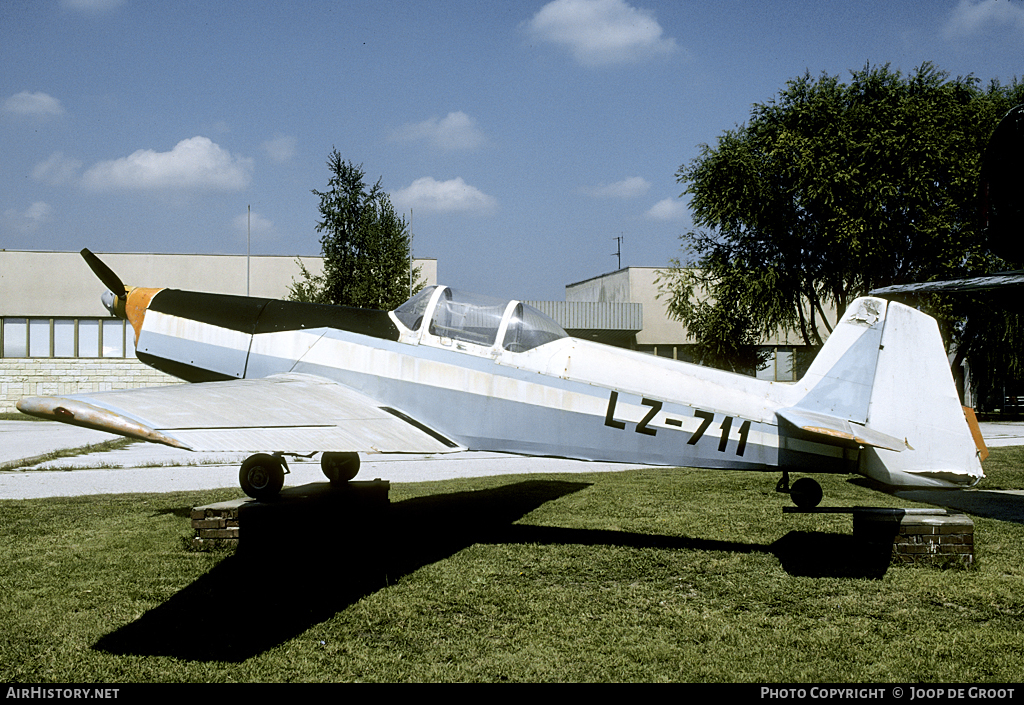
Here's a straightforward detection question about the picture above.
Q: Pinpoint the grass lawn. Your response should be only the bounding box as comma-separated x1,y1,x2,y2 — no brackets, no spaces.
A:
1,448,1022,683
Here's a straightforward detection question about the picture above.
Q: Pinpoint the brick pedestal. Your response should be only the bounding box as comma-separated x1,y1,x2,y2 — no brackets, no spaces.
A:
783,505,975,569
853,508,974,568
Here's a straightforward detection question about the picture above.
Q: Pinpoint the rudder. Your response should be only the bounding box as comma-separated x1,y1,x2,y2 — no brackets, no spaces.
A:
859,300,984,488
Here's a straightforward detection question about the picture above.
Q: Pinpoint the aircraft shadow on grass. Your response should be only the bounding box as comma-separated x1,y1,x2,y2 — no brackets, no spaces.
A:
92,480,889,663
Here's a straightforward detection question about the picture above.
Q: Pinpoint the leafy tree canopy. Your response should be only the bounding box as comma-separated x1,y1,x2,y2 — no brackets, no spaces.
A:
659,63,1024,398
290,149,423,310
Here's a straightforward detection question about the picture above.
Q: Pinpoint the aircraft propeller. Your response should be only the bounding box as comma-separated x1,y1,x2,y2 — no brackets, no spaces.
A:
81,248,129,318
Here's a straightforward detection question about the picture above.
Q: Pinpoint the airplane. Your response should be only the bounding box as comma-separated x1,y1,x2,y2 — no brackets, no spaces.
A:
15,249,986,509
872,271,1024,297
872,104,1024,299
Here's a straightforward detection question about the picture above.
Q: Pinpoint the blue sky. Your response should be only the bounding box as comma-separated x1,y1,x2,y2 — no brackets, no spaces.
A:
2,0,1022,301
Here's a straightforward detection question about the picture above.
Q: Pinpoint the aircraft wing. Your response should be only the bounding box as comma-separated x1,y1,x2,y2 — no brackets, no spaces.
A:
870,271,1024,295
16,372,463,455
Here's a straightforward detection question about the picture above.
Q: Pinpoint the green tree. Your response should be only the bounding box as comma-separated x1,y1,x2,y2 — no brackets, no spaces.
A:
290,149,423,309
659,63,1023,399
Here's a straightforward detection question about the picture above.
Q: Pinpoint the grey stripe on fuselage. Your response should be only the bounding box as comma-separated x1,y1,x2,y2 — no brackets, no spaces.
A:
138,327,250,379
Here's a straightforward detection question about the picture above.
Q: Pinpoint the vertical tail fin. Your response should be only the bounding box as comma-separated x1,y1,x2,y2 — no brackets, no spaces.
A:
796,297,886,424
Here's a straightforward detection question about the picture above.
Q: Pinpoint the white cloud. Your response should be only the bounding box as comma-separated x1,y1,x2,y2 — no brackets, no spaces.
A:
32,152,83,185
944,0,1024,38
391,177,498,215
526,0,678,66
587,176,650,198
262,135,296,163
646,197,687,221
392,111,486,150
81,136,253,192
3,202,53,233
3,91,66,117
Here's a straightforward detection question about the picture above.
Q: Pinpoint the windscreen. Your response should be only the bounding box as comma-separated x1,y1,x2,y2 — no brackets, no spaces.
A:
393,286,439,331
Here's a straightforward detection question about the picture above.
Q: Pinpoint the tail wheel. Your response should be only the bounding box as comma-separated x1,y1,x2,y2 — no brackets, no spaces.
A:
790,477,823,509
240,453,285,500
322,452,360,484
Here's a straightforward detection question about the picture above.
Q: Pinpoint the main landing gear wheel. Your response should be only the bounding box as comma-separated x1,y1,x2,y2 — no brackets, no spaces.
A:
322,452,360,484
240,453,285,500
790,477,823,509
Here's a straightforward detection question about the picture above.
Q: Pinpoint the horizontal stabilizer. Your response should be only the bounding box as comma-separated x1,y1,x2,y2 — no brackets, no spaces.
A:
776,407,908,452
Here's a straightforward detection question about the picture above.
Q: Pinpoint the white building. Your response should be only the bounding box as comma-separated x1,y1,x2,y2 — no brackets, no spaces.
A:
563,267,825,382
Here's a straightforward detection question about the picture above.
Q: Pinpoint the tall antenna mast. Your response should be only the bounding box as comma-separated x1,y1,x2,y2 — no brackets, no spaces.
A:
247,204,251,296
612,234,623,270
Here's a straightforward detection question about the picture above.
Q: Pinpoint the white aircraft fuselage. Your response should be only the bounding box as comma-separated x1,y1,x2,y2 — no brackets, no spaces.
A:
19,276,986,499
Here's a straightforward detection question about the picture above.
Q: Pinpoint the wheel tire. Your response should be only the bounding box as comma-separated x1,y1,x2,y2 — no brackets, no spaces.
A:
322,452,360,484
790,477,823,509
240,453,285,500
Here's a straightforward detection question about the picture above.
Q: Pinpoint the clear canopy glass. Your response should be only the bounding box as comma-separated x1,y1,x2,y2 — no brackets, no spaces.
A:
501,302,568,352
393,286,567,352
429,288,509,347
393,285,438,331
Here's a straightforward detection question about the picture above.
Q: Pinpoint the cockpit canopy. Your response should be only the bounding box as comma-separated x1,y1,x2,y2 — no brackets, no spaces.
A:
393,285,567,353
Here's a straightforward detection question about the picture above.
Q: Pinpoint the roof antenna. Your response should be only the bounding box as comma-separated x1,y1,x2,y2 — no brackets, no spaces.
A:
247,204,251,297
612,234,623,270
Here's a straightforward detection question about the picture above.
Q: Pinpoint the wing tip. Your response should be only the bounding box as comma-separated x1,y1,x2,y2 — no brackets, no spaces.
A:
16,396,193,451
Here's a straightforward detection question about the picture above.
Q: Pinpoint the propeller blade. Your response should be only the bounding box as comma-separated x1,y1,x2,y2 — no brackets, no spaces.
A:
80,248,126,295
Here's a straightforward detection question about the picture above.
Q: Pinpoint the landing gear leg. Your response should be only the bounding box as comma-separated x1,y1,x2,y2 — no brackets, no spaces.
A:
239,453,285,500
775,470,790,493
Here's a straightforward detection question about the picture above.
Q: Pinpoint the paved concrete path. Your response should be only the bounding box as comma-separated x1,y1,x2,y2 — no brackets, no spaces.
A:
0,421,650,499
975,421,1024,448
1,419,1022,501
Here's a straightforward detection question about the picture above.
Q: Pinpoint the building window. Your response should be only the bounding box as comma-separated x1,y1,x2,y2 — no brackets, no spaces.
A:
28,319,50,357
3,319,27,358
636,344,697,363
757,346,797,382
53,319,75,358
102,319,125,357
0,317,131,359
78,320,99,358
